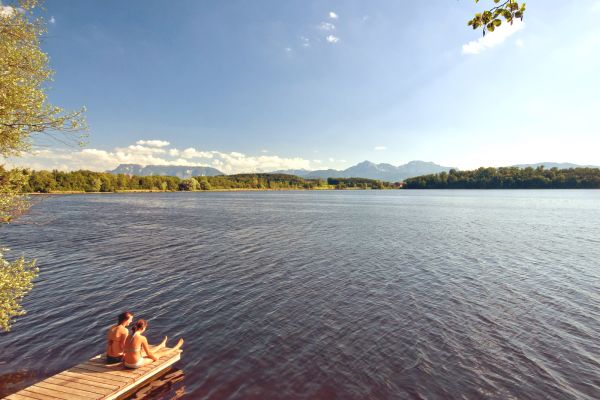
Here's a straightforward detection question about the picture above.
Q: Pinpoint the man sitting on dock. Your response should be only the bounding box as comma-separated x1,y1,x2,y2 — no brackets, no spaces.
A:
106,311,133,364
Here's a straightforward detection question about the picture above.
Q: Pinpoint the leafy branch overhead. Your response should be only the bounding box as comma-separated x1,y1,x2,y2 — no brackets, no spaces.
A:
0,0,87,157
1,0,86,331
468,0,526,36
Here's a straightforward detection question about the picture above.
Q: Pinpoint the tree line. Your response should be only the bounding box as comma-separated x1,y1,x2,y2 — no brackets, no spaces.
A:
6,168,396,192
404,167,600,189
326,177,395,189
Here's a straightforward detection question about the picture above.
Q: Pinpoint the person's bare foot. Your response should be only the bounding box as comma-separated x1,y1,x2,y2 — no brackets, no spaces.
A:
173,338,184,350
158,336,168,349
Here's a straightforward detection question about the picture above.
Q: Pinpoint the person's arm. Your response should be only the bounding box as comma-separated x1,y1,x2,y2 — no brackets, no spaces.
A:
118,327,128,354
142,337,158,362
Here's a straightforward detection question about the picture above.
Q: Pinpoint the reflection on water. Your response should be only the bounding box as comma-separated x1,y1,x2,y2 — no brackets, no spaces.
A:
1,190,600,399
131,369,185,399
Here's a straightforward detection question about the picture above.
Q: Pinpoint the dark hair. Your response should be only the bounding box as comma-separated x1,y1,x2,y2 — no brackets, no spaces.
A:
131,319,147,335
118,311,133,325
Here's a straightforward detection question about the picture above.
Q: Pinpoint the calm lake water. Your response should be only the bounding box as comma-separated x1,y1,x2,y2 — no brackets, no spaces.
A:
1,190,600,399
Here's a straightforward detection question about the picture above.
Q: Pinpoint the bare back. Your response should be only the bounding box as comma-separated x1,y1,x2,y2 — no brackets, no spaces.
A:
106,325,128,357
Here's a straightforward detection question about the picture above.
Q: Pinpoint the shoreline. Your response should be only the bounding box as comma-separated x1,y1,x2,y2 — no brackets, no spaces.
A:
24,187,600,195
24,187,373,195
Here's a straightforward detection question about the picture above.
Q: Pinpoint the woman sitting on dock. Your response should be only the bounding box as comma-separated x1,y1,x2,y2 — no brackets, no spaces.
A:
123,319,183,369
106,311,133,364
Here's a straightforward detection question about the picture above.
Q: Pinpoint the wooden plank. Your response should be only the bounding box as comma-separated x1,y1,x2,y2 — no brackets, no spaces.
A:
68,367,133,385
50,372,121,392
18,388,63,400
34,381,103,400
6,393,40,400
45,376,114,396
21,386,72,400
74,363,141,379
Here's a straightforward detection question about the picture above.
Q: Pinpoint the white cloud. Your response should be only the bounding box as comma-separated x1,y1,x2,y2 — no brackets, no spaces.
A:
180,147,214,159
6,140,315,174
326,35,340,44
374,146,387,151
516,38,524,47
211,153,312,174
462,20,525,55
49,16,56,24
121,144,166,154
284,47,292,53
299,36,310,47
329,11,338,20
319,22,335,31
135,139,170,147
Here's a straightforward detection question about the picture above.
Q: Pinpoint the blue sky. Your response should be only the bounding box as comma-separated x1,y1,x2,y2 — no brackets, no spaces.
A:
7,0,600,173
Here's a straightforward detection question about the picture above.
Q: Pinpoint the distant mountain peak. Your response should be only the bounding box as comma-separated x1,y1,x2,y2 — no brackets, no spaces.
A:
406,160,436,165
356,160,376,167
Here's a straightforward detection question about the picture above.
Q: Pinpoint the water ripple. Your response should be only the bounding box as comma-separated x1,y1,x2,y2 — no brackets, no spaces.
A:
1,190,600,399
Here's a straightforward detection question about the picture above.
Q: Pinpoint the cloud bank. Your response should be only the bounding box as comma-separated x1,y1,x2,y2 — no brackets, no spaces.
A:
6,140,315,174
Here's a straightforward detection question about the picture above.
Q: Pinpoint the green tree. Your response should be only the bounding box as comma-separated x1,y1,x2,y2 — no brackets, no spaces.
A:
0,249,37,332
0,166,38,332
179,177,199,191
468,0,526,35
1,0,86,331
198,177,212,191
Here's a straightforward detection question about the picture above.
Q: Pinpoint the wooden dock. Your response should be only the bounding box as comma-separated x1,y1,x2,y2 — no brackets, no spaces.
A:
4,348,182,400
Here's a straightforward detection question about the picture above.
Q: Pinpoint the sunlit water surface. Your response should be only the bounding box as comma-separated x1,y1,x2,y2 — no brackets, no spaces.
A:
1,190,599,399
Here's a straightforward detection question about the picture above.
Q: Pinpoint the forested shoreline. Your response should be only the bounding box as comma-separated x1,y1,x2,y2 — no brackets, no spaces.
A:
2,168,395,193
4,166,600,194
404,167,600,189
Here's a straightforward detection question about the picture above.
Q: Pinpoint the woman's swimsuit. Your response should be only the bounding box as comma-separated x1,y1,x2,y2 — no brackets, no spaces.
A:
123,333,144,369
106,354,123,364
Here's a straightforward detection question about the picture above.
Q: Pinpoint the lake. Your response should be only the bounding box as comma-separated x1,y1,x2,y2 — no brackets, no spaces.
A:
1,190,599,399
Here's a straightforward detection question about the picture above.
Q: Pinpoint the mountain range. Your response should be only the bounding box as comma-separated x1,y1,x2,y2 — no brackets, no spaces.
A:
110,164,223,179
512,162,600,169
273,161,455,182
109,161,599,181
109,160,454,181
